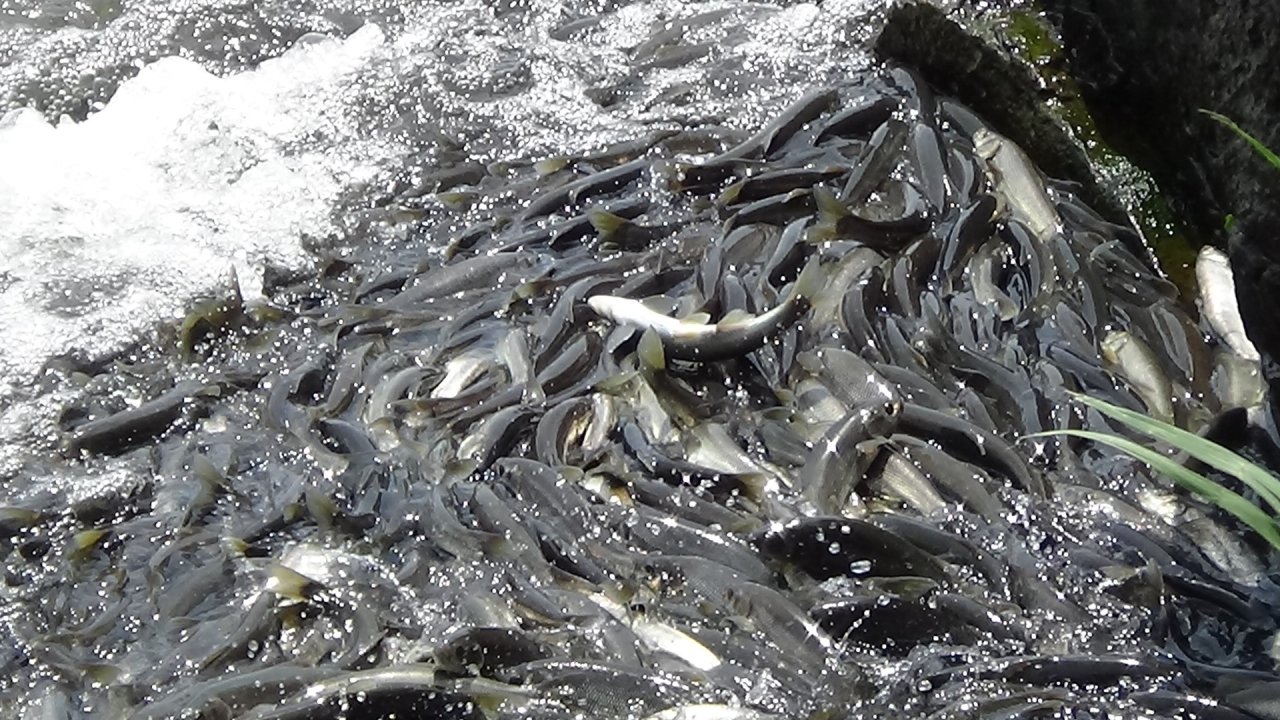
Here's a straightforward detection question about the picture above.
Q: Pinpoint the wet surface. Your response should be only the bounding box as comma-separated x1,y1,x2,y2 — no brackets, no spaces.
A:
1,1,1279,718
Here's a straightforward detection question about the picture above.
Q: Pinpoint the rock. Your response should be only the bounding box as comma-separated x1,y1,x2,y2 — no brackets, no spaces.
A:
1039,0,1280,384
872,2,1147,261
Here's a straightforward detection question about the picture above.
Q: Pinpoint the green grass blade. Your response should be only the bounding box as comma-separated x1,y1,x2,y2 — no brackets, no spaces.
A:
1068,392,1280,515
1200,109,1280,172
1032,429,1280,552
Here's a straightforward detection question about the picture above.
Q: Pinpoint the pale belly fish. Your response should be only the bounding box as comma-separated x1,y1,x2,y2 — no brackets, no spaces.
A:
973,127,1060,242
587,255,823,362
1196,246,1261,362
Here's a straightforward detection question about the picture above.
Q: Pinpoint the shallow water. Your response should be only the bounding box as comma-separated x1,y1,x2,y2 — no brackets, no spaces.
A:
2,1,1278,719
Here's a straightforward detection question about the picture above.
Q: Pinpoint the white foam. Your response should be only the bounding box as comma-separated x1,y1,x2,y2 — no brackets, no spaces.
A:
0,24,389,399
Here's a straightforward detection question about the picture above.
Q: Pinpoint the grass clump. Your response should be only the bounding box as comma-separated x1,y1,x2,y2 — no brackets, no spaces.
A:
1029,393,1280,552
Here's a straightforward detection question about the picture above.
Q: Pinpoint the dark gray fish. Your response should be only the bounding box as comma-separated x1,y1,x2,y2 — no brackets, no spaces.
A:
887,65,936,119
534,396,591,467
935,194,997,281
897,403,1045,497
909,121,949,212
389,252,541,307
872,514,1007,594
815,184,932,250
719,167,844,206
435,627,552,677
519,158,650,221
939,98,987,138
68,380,213,455
810,592,978,656
841,119,909,205
620,422,765,504
815,95,898,143
237,666,485,720
757,517,949,582
626,506,772,582
892,435,1006,522
715,87,839,161
535,332,602,400
798,346,901,411
726,187,815,229
454,404,538,475
800,399,901,515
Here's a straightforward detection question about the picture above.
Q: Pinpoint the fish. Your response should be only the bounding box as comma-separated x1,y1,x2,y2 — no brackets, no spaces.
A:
587,255,823,362
972,127,1060,242
800,399,901,515
757,516,949,583
1101,330,1176,423
713,87,839,161
814,95,898,143
1196,246,1261,362
67,380,214,455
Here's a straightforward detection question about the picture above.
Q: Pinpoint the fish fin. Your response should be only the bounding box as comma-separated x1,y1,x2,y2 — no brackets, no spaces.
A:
791,254,826,303
535,157,571,176
481,535,516,560
445,459,479,482
305,489,338,529
814,185,848,223
266,563,321,602
71,528,108,559
679,312,712,324
638,327,667,371
587,209,632,239
436,191,475,210
736,472,769,503
717,180,744,206
223,536,250,556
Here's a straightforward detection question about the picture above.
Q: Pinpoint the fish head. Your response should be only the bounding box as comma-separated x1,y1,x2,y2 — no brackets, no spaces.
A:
972,128,1001,162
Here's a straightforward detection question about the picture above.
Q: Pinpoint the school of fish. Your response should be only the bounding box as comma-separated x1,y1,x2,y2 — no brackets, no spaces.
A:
4,65,1280,720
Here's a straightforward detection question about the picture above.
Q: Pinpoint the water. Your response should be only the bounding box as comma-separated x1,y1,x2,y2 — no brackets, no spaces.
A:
0,0,894,478
2,1,1276,718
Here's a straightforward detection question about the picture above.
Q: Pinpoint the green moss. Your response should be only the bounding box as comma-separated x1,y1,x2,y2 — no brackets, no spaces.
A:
1000,9,1201,298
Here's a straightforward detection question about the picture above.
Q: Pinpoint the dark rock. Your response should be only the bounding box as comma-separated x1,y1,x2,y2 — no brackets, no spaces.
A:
1039,0,1280,380
873,2,1132,231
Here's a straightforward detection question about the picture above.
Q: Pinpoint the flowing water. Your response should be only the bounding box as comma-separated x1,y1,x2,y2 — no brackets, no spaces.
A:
2,1,1278,719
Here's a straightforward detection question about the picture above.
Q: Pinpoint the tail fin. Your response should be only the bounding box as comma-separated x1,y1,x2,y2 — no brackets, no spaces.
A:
587,209,632,240
790,255,826,304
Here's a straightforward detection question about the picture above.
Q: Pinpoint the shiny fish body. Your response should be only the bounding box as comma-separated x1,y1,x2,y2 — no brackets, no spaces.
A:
588,256,822,362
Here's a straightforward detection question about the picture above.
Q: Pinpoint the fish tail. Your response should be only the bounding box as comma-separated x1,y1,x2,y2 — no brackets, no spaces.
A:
535,157,571,176
587,209,632,240
717,180,744,206
638,327,667,371
813,185,848,224
737,472,770,503
792,254,826,304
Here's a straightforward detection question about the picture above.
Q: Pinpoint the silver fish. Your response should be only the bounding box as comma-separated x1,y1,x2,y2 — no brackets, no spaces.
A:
973,127,1060,242
1196,246,1260,362
587,256,823,362
1101,330,1175,423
